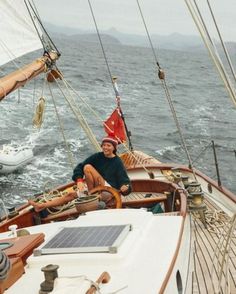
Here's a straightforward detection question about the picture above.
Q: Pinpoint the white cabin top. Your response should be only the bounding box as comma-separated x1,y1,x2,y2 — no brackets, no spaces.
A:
2,209,184,294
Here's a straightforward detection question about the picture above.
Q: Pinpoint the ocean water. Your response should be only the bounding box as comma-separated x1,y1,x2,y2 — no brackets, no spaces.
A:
0,37,235,207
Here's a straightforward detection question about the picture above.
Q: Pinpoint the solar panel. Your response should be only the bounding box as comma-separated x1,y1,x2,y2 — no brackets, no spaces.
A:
34,225,132,255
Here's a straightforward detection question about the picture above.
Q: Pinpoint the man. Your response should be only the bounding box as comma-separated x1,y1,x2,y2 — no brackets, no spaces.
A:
29,135,131,212
73,135,131,195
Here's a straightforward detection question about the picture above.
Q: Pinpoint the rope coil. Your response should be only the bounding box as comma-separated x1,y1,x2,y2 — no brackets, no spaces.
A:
33,96,46,128
37,189,76,215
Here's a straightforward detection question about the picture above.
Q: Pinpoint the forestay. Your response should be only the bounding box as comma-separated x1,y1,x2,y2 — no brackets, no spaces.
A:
0,0,42,66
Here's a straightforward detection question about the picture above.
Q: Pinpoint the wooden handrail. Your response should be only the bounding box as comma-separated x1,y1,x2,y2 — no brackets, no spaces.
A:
86,271,111,294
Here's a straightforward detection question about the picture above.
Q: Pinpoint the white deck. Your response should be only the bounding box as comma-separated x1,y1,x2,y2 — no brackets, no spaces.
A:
3,209,184,294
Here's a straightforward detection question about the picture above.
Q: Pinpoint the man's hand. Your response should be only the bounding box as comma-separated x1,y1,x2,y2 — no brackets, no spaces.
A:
77,181,84,192
120,184,129,193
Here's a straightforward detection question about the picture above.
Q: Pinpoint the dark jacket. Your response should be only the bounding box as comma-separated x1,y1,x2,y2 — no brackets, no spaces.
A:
72,152,131,192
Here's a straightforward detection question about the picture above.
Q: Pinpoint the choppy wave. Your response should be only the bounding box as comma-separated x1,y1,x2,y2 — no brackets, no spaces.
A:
0,39,235,206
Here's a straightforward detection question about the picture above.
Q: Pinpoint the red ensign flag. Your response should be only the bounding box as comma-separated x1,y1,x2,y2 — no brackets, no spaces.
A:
104,108,126,143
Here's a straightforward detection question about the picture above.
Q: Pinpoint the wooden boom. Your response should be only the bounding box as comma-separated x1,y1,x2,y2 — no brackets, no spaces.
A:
0,52,59,101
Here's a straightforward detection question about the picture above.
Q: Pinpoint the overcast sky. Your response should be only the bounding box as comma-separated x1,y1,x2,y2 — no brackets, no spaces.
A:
34,0,236,41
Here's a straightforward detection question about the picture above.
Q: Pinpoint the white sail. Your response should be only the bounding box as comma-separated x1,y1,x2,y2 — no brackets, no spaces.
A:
0,0,43,67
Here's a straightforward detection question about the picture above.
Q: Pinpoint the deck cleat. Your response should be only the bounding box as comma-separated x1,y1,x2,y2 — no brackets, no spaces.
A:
39,264,59,294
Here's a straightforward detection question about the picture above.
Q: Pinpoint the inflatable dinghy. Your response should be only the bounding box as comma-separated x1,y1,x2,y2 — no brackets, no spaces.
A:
0,144,34,174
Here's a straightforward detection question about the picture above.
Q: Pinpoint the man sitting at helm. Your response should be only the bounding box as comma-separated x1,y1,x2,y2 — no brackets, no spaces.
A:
74,134,131,196
29,135,131,212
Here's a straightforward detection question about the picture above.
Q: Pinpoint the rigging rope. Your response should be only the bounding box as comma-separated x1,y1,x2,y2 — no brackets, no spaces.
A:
47,82,75,169
87,0,115,93
205,0,236,83
0,38,29,82
191,141,212,165
136,0,196,179
35,188,76,215
210,213,236,293
136,0,160,70
192,0,236,87
86,0,158,177
17,88,21,103
33,77,37,106
0,40,20,68
25,0,60,56
184,0,236,107
192,207,235,293
112,77,133,151
51,72,101,151
87,0,133,151
51,70,156,178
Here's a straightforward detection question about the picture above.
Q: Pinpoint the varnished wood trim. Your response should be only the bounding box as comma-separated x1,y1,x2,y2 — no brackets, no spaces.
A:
159,216,186,293
0,257,24,293
0,52,59,100
127,165,236,203
41,207,78,223
0,209,35,233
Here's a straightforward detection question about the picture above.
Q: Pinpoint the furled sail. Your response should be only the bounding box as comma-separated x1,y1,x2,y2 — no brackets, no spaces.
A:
0,0,43,67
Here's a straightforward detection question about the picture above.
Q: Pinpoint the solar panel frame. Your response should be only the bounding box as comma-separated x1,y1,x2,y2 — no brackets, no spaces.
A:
34,224,132,255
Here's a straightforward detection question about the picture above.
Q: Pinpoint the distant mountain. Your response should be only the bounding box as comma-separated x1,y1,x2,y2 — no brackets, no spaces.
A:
105,28,204,51
44,22,236,52
44,22,88,36
44,23,121,45
70,33,121,45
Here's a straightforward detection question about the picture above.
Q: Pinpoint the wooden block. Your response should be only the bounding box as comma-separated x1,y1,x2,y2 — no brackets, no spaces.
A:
1,233,45,265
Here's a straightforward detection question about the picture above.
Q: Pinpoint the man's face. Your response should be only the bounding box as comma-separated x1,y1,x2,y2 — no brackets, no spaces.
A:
102,142,115,157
